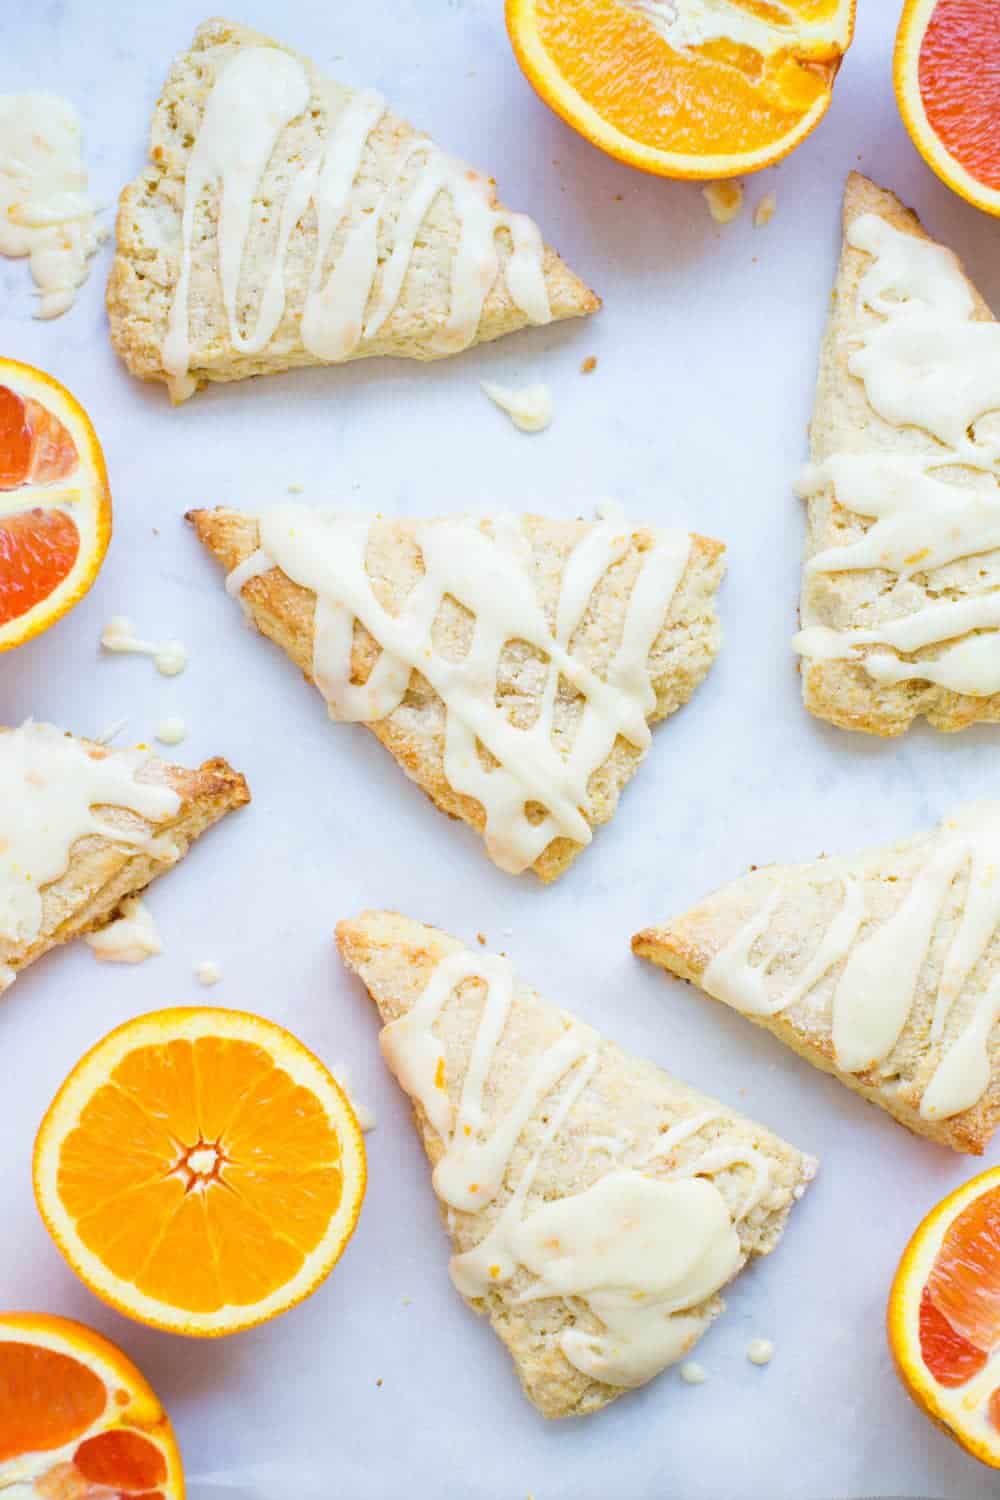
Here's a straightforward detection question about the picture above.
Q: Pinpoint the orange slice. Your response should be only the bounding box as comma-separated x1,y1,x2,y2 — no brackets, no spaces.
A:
0,358,111,651
34,1008,367,1337
0,1311,183,1498
889,1166,1000,1468
505,0,855,179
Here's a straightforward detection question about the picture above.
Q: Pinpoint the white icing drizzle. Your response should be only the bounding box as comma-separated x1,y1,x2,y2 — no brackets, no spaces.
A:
380,946,771,1390
0,722,180,988
793,213,1000,697
700,807,1000,1120
155,716,187,746
162,47,552,400
246,504,691,874
101,617,188,677
481,381,553,433
0,92,105,318
746,1337,774,1366
85,896,163,964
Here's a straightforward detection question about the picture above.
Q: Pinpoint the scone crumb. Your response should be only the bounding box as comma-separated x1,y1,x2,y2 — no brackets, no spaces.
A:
580,355,597,374
287,482,304,494
753,191,777,228
477,932,486,945
680,1360,708,1384
703,181,743,225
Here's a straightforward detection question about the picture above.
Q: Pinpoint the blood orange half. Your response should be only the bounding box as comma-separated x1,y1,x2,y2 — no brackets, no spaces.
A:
889,1166,1000,1468
895,0,1000,217
0,358,111,651
0,1311,184,1497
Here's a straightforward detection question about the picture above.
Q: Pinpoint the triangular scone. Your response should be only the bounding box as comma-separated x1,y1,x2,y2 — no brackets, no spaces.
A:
107,18,599,402
337,911,814,1419
793,172,1000,735
188,504,725,882
0,721,249,991
634,805,1000,1155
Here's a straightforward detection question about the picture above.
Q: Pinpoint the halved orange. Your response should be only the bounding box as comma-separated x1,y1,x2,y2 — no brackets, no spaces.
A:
889,1166,1000,1468
0,1311,183,1498
895,0,1000,218
0,358,111,651
34,1009,367,1337
506,0,856,179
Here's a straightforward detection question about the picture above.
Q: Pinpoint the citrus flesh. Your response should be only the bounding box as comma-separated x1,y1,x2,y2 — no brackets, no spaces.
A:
0,1312,182,1499
506,0,855,178
0,360,110,651
895,0,1000,215
890,1168,1000,1468
34,1009,367,1336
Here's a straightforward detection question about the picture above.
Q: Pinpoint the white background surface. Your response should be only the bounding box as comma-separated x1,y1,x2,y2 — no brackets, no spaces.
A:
2,2,999,1497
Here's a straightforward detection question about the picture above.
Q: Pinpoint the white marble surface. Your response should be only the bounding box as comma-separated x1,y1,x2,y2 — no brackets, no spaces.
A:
2,3,1000,1497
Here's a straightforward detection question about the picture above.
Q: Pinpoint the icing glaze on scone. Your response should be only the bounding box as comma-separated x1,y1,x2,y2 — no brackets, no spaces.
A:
247,504,692,874
794,212,1000,697
380,947,770,1388
162,46,552,401
701,805,1000,1122
0,723,180,989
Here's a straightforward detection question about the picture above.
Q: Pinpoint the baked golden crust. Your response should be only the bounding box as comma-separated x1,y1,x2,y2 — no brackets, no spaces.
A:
188,505,725,882
337,909,814,1418
633,808,1000,1155
799,172,1000,734
107,17,599,396
1,729,249,987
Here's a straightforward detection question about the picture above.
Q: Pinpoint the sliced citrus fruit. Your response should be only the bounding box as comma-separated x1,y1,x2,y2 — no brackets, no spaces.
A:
506,0,856,179
889,1166,1000,1468
0,1310,183,1497
34,1009,366,1337
895,0,1000,218
0,358,110,650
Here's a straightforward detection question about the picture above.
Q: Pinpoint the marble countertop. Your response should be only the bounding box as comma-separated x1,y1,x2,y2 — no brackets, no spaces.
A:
2,2,999,1497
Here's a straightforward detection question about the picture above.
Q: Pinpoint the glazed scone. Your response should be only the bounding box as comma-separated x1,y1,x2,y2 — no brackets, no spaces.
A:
634,804,1000,1154
0,721,249,991
188,503,725,882
794,173,1000,734
107,18,599,401
337,911,814,1419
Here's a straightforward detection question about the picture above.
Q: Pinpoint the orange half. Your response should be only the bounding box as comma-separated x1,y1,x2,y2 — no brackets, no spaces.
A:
0,358,111,650
0,1311,183,1498
506,0,856,179
34,1009,367,1337
889,1166,1000,1468
895,0,1000,218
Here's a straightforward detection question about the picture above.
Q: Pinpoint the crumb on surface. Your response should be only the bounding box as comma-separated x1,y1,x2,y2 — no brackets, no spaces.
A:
580,356,597,374
703,181,744,225
476,932,486,945
376,1378,383,1388
753,191,777,229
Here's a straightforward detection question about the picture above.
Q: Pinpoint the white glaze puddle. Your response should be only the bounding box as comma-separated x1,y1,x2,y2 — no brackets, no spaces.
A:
0,92,104,317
